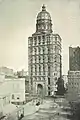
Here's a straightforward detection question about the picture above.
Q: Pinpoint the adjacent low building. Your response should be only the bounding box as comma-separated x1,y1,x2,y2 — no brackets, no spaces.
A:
0,72,25,119
0,68,26,105
9,78,25,105
0,78,25,105
0,66,14,77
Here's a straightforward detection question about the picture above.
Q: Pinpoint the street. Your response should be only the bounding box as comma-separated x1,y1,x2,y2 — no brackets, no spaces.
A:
22,97,71,120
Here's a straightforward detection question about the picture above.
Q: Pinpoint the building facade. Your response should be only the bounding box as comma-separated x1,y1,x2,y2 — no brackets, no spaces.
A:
28,5,62,96
10,78,25,105
67,71,80,102
17,70,29,94
17,70,28,78
69,46,80,71
0,78,25,105
67,46,80,102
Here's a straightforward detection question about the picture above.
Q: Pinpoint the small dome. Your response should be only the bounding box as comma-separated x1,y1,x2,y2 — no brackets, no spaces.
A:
37,5,51,20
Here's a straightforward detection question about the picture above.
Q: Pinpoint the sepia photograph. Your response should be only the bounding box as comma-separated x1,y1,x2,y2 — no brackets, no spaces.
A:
0,0,80,119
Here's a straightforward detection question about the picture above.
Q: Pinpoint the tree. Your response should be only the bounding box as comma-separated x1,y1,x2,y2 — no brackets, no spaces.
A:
56,77,66,95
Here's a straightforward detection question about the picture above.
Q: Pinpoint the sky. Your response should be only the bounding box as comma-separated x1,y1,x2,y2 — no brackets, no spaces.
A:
0,0,80,75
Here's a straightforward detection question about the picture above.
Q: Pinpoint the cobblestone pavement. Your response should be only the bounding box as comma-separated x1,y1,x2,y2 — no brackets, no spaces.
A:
22,97,71,120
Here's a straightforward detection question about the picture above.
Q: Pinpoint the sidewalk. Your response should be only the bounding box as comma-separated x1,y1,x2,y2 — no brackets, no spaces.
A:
22,99,59,117
40,99,59,109
40,100,51,109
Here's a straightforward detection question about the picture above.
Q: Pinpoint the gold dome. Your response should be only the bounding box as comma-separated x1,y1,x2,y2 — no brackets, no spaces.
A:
37,5,51,20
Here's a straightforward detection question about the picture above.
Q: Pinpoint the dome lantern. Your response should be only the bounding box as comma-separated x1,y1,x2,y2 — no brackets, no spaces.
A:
42,4,46,11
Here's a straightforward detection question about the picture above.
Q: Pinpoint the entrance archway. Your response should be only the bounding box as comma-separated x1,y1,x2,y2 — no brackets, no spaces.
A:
37,84,43,98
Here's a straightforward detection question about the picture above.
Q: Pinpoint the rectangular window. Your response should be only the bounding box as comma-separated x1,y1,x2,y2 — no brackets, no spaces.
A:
47,36,50,44
39,65,41,75
38,47,40,53
42,35,45,44
48,78,50,85
31,77,33,85
36,56,39,63
39,56,41,61
45,47,48,54
41,56,43,63
38,36,41,45
55,36,57,40
33,48,35,55
41,47,43,54
12,94,14,99
36,47,38,54
33,56,35,63
34,37,37,45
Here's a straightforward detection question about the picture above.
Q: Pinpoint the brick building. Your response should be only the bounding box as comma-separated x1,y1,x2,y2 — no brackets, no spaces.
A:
69,46,80,71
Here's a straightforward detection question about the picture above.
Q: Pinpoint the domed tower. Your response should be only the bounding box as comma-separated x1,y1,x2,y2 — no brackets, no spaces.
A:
36,5,52,33
28,5,62,96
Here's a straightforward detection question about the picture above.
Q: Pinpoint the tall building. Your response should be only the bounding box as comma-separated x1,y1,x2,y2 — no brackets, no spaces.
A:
67,71,80,102
28,5,62,96
69,46,80,71
67,46,80,102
